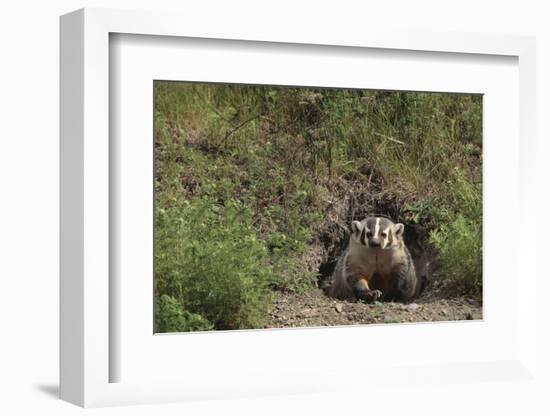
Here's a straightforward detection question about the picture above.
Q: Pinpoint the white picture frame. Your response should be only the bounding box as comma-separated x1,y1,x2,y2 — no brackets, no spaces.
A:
60,7,537,408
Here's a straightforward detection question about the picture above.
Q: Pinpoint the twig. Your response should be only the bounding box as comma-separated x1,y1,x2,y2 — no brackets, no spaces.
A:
374,132,406,145
224,114,263,142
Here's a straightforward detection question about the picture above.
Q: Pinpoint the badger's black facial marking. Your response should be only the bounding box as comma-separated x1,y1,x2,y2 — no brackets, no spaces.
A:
363,216,396,249
360,227,366,246
351,221,368,246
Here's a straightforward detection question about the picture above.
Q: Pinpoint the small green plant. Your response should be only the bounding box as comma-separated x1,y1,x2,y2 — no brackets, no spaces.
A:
429,171,482,294
155,294,214,333
430,216,482,294
403,198,440,228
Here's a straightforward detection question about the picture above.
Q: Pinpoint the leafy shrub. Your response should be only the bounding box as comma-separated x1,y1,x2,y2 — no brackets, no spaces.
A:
155,197,275,330
429,171,482,294
155,294,214,333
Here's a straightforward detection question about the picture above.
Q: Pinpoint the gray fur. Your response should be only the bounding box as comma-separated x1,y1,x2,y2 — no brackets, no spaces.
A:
328,216,420,303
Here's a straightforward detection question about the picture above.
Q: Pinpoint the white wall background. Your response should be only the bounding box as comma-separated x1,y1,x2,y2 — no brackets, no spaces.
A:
0,1,548,415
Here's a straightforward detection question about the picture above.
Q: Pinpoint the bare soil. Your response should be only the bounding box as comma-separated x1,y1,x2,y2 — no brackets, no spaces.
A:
267,286,482,328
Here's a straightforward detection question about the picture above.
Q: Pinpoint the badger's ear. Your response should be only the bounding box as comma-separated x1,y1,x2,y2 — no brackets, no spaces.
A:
351,220,362,235
393,223,405,238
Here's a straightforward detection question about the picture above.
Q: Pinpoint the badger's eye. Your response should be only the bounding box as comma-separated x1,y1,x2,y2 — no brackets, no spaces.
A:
366,231,372,238
381,232,387,238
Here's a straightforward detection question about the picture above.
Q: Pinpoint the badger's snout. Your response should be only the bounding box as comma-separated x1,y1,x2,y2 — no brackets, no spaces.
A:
368,239,382,248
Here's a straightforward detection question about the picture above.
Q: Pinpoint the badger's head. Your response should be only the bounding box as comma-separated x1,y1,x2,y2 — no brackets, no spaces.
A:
351,216,404,249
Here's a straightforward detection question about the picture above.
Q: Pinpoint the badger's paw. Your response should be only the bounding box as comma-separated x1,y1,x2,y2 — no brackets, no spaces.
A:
367,289,383,302
357,289,383,303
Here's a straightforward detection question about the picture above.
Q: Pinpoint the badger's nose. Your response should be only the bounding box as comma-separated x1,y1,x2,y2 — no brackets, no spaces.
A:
369,240,381,248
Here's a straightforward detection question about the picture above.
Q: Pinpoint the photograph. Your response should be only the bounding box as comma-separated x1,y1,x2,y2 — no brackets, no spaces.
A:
153,81,483,333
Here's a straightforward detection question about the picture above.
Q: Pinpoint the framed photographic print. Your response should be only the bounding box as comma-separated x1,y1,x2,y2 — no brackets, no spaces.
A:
60,8,537,408
151,80,483,333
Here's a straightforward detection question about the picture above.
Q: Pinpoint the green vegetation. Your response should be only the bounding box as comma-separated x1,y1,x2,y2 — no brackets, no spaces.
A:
154,82,483,332
155,197,275,330
155,294,214,333
429,170,483,294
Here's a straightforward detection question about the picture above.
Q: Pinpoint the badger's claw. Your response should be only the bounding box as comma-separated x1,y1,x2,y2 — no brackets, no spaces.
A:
367,289,383,302
356,289,383,303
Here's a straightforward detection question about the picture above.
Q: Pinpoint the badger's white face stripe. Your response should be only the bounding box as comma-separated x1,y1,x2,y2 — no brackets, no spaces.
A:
374,218,381,239
382,227,391,248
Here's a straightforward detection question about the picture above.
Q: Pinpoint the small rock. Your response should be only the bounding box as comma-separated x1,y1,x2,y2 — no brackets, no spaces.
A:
404,303,419,312
466,298,480,306
335,304,344,313
440,309,448,316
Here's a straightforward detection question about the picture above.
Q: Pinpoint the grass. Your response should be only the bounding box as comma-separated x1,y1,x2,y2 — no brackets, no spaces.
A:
154,82,483,332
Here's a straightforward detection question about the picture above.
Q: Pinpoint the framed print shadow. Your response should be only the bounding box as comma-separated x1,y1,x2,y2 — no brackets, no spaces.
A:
153,82,483,334
60,7,537,408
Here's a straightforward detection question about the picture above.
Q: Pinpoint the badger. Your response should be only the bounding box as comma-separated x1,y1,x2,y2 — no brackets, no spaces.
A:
328,216,422,303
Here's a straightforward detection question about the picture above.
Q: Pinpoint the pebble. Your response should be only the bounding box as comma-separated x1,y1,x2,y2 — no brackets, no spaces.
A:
335,304,344,313
403,303,419,312
440,309,448,316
